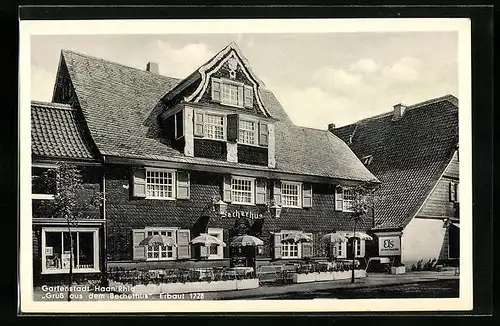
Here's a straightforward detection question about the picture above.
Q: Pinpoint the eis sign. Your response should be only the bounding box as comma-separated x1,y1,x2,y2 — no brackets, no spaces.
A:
378,236,401,256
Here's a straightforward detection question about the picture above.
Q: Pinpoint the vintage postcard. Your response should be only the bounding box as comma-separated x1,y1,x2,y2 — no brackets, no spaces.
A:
19,18,472,313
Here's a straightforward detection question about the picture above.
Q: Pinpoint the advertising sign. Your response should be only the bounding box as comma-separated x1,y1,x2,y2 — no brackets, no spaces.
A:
378,236,401,255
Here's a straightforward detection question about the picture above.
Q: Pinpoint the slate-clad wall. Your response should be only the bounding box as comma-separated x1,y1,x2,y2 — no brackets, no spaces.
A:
193,139,227,160
237,144,268,166
105,164,372,264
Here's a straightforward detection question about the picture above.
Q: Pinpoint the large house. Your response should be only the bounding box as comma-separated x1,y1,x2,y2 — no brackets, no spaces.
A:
332,96,460,270
31,42,380,283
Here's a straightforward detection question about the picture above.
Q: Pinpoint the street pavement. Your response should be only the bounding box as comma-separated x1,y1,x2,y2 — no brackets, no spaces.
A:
201,270,459,300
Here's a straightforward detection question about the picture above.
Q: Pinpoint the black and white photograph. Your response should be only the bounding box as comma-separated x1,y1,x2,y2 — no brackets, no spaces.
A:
19,18,472,313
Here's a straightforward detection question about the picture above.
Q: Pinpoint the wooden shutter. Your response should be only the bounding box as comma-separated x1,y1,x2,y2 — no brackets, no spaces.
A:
211,78,221,102
335,186,343,211
244,85,253,108
258,122,268,147
176,229,191,259
301,232,313,258
132,229,147,260
449,182,456,202
273,181,281,206
227,114,239,142
193,111,204,137
358,240,366,257
223,175,232,202
176,171,190,199
302,183,313,208
255,179,267,205
132,168,147,198
237,85,244,106
455,183,459,203
273,232,282,259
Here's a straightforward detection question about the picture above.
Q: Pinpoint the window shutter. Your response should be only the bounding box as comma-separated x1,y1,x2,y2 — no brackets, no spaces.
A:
258,122,268,147
455,183,459,203
359,240,366,257
335,186,343,211
273,181,281,206
211,78,221,102
237,85,244,106
244,85,253,108
449,182,456,202
255,179,267,205
132,168,147,198
176,171,190,199
176,229,191,259
227,114,239,142
273,232,282,259
193,111,204,137
132,229,147,260
301,232,313,258
302,183,313,208
223,175,232,202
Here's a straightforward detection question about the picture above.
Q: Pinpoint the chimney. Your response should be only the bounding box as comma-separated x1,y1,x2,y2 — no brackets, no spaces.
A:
327,123,336,132
392,103,407,121
146,62,159,74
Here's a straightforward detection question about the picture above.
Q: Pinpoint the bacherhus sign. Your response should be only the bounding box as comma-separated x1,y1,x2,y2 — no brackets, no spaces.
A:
222,210,264,220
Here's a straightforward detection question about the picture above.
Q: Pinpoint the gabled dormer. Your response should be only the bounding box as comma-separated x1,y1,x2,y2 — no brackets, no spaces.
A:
159,42,277,168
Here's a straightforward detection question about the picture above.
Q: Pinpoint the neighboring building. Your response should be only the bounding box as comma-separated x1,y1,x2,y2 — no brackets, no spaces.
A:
31,42,379,281
332,96,459,270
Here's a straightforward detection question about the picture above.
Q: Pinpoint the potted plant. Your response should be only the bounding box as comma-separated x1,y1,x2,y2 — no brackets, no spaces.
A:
391,262,406,275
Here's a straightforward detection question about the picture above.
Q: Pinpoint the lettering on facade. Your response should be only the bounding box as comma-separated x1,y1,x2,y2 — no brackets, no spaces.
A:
222,210,264,220
378,236,401,256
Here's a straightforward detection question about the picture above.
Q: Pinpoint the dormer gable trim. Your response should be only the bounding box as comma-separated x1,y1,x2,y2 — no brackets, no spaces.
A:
184,42,270,117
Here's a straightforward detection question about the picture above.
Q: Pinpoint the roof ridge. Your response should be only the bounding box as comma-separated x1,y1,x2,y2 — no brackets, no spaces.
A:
61,49,182,82
31,100,75,111
344,94,459,126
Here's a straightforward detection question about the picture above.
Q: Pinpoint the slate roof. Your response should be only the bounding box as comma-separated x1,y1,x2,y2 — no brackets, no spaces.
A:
57,49,378,183
332,95,459,230
31,101,96,159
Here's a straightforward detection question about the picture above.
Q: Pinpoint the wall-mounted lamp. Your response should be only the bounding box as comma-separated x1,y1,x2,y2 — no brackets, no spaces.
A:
213,197,228,216
269,203,282,219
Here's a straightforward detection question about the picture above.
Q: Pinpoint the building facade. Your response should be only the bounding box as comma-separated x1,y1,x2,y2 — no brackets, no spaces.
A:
31,43,380,282
332,96,459,270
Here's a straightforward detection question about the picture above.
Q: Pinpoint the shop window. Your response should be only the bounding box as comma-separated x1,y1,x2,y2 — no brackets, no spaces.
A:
239,119,257,145
281,231,301,259
281,182,302,208
146,229,176,261
342,189,355,212
231,176,255,204
205,114,225,140
145,168,175,199
42,227,99,274
32,165,57,200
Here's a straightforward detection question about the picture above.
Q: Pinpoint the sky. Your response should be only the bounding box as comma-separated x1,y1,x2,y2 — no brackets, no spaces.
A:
30,32,458,129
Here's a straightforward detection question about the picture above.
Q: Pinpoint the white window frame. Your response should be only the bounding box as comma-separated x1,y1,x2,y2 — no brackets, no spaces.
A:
280,230,302,259
342,188,355,212
204,113,226,141
207,228,224,260
219,78,245,108
144,227,178,261
41,227,100,275
238,119,257,145
336,241,347,259
355,239,362,257
281,181,302,208
145,167,176,200
230,176,255,205
32,163,57,200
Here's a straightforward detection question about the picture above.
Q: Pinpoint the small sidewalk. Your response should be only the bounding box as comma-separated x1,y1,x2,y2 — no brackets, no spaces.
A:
201,270,459,300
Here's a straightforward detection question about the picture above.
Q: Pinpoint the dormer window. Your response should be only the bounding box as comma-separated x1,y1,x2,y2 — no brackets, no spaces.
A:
211,78,253,108
205,114,225,140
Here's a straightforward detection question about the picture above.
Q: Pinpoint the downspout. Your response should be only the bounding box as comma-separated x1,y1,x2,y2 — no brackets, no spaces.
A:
102,155,107,285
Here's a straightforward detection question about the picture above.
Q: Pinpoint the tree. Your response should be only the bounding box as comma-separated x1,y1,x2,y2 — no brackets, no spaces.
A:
35,162,103,301
348,181,380,283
